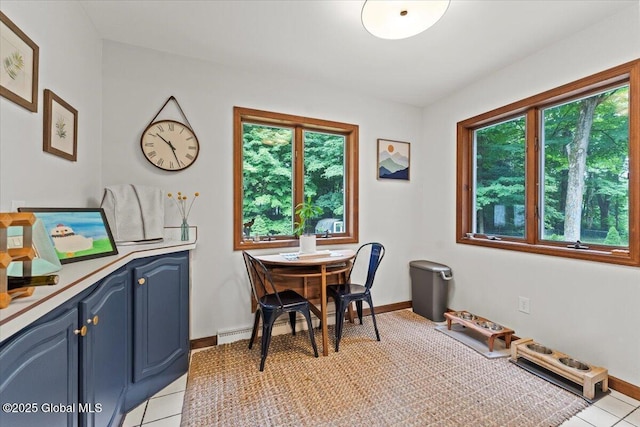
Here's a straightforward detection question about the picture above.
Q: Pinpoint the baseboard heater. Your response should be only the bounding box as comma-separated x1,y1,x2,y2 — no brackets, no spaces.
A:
217,311,337,345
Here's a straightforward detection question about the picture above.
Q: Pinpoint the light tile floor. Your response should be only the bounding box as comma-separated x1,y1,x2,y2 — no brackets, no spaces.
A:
121,373,187,427
122,348,640,427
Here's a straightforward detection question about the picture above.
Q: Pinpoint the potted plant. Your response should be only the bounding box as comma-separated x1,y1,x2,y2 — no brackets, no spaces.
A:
294,196,322,253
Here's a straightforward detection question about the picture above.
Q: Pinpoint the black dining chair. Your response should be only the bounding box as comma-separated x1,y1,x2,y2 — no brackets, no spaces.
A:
242,251,319,371
326,242,385,352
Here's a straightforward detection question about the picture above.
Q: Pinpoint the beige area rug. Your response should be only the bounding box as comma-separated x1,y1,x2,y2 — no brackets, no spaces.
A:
181,310,588,426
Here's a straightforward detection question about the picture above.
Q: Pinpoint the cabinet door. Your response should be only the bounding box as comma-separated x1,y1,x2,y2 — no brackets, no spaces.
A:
80,268,129,427
132,253,189,382
0,308,79,427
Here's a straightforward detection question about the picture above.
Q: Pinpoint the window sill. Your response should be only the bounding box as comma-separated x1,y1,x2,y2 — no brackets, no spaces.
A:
458,236,638,267
234,235,358,251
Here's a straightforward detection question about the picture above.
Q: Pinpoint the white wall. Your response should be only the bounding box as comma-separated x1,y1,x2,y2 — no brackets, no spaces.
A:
421,5,640,385
3,0,639,388
0,1,103,210
100,41,424,342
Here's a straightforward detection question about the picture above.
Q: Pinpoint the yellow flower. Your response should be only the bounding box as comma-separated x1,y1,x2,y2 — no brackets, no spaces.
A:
168,191,200,221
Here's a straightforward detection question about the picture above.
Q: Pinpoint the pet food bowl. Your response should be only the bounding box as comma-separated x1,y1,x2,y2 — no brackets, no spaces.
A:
476,321,503,331
526,343,553,354
559,357,591,371
457,311,477,321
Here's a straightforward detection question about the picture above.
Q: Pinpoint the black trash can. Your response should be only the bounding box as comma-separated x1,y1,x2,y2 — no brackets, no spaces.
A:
409,260,453,322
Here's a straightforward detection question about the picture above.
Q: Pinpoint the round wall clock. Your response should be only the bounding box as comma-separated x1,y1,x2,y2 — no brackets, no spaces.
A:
140,119,200,171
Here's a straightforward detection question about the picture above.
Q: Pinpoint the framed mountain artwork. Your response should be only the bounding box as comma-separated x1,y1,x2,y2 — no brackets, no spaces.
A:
377,139,410,180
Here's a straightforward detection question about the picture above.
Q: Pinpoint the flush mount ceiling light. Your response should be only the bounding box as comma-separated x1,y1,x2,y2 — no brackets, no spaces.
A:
361,0,450,40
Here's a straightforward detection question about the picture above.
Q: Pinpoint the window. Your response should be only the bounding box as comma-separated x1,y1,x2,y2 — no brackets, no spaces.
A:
474,116,527,238
234,107,359,250
457,60,639,266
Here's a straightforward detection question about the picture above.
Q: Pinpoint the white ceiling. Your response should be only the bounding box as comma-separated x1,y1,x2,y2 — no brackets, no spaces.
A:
79,0,637,107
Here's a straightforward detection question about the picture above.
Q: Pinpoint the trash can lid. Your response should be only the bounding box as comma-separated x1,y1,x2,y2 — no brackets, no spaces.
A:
409,260,451,272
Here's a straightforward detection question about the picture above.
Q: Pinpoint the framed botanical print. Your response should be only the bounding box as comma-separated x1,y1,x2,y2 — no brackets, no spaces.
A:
43,89,78,161
377,139,410,180
0,11,39,112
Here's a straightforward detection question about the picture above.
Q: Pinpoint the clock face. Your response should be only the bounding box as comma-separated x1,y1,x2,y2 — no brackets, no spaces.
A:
140,120,200,171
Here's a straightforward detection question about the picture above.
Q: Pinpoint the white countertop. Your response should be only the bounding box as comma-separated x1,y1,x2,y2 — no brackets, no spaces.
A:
1,228,196,343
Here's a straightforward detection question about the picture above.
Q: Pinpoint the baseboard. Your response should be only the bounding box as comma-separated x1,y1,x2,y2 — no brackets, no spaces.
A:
362,300,412,315
190,336,217,349
190,300,413,349
609,375,640,400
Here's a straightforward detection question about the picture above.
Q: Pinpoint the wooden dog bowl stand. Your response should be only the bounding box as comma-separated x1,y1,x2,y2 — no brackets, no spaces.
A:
443,311,514,352
511,338,608,400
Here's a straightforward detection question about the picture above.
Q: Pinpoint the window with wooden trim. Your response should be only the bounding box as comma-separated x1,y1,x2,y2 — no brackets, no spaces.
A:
233,107,359,250
457,60,639,266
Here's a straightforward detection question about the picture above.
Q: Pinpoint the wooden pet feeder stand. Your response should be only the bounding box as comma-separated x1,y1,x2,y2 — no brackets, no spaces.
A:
0,212,37,309
510,337,608,400
444,311,514,352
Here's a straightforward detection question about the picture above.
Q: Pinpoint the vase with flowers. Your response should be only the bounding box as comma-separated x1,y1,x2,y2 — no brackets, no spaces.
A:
168,191,199,241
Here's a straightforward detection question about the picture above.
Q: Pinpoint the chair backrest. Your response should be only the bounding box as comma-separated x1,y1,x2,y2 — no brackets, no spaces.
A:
347,242,385,290
242,251,283,308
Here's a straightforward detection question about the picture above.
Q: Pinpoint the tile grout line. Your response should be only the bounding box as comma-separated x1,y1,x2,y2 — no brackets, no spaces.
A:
141,413,182,426
572,395,636,427
151,389,187,399
621,407,640,426
595,396,640,420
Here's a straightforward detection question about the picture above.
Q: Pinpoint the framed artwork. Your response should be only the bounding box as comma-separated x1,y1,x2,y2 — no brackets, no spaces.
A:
0,11,39,112
43,89,78,161
18,208,118,264
377,139,410,180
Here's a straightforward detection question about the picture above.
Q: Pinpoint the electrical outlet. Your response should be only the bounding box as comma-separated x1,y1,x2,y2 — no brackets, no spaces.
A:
518,296,530,314
11,200,25,211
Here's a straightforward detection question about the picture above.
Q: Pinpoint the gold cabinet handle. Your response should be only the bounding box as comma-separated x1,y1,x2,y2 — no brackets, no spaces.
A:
87,315,99,325
138,278,146,285
74,325,88,336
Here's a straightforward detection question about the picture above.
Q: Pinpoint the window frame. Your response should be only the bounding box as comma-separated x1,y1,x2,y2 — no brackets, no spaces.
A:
457,60,639,266
233,106,359,251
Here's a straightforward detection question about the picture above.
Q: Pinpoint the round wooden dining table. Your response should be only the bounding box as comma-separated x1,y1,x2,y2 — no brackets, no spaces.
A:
254,249,356,356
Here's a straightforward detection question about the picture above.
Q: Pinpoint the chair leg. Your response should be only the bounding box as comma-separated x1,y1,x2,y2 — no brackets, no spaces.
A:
289,311,297,336
249,310,260,349
259,310,277,371
347,302,355,323
335,299,346,352
356,300,363,324
301,307,319,358
319,291,332,330
367,295,380,341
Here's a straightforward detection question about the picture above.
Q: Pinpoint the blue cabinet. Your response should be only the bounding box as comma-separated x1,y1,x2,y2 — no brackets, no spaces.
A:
0,307,79,427
125,252,189,407
79,268,129,427
0,251,190,427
